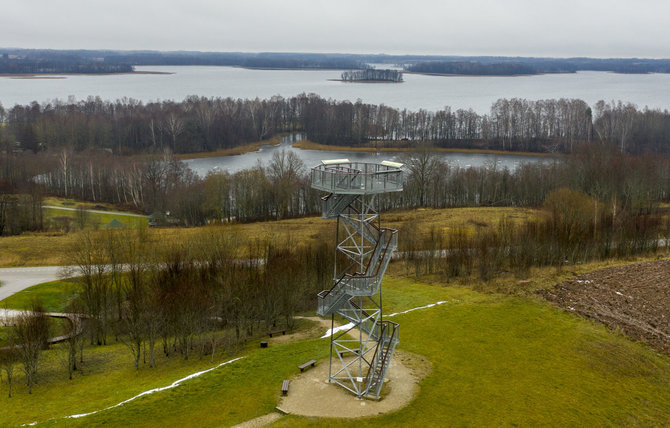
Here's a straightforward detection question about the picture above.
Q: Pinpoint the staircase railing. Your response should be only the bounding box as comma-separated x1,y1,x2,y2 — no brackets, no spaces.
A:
317,229,397,316
364,320,399,396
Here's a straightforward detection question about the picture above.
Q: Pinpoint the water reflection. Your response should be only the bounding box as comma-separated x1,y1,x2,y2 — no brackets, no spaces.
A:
184,134,548,177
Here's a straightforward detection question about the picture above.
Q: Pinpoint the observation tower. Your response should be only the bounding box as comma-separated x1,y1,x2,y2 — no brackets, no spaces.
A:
311,159,403,398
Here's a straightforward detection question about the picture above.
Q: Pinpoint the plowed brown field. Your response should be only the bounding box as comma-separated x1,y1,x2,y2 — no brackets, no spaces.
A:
539,260,670,356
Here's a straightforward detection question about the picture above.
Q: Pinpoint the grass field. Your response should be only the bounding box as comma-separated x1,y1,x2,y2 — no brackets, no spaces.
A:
276,286,670,427
0,206,538,267
0,268,669,426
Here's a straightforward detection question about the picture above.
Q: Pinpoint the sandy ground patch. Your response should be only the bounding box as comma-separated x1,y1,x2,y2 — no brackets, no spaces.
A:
278,349,429,418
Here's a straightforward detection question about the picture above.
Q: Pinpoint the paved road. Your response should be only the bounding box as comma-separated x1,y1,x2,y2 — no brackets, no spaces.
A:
0,266,76,302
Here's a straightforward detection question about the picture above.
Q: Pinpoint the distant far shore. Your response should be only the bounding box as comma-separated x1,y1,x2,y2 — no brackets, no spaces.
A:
0,70,173,79
235,66,353,72
402,70,559,78
328,79,403,83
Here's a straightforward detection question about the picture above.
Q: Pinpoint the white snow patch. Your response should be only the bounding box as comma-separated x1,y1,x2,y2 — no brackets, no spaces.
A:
321,322,355,339
387,300,449,317
320,300,453,338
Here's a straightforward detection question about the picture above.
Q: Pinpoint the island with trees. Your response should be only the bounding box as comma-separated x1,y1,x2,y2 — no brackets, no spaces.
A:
340,69,403,82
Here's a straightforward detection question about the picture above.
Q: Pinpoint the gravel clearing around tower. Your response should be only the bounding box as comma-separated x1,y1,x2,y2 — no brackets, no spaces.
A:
278,349,430,418
538,259,670,356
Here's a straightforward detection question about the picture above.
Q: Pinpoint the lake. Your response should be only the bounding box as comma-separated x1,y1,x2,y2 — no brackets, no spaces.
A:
2,66,670,114
184,134,548,176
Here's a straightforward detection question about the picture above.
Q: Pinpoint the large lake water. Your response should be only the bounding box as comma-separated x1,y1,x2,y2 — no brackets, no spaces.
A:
2,66,670,114
184,134,548,176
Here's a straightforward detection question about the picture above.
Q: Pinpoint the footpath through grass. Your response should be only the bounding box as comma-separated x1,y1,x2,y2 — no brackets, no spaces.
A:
1,272,669,426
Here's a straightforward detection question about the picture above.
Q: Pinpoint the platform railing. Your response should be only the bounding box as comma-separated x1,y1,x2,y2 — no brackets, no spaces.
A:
311,162,403,194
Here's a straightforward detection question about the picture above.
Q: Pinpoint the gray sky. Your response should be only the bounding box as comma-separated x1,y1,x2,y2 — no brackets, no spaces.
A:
2,0,670,57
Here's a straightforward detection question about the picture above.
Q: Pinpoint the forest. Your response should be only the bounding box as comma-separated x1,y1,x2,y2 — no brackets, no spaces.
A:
406,57,670,75
1,93,670,238
2,95,669,155
407,61,537,75
0,52,133,74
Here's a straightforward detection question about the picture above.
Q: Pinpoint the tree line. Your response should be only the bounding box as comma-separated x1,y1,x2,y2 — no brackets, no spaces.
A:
0,58,133,75
407,61,536,76
401,186,667,284
406,58,670,75
3,95,670,155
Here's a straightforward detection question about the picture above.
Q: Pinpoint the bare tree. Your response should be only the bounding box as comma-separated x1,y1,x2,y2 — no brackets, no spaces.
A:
13,305,49,394
0,345,17,398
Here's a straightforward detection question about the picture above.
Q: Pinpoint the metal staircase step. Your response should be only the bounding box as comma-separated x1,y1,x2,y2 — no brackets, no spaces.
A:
321,193,357,218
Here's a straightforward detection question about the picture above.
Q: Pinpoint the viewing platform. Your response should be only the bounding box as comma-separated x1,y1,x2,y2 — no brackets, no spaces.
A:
310,160,404,195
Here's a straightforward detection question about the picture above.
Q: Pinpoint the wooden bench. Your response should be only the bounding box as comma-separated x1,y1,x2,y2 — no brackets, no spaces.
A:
268,329,286,337
298,359,316,372
281,379,290,395
337,348,360,357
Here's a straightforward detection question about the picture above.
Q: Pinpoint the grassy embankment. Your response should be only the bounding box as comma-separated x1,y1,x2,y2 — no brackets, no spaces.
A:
42,197,148,229
1,279,78,313
0,271,669,426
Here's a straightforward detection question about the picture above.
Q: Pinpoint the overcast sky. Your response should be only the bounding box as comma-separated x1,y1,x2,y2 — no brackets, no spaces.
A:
2,0,669,58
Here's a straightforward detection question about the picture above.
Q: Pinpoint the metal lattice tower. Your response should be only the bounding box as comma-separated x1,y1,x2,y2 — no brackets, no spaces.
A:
312,159,403,398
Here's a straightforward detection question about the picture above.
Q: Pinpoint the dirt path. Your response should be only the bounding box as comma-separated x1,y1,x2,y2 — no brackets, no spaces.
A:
538,259,670,356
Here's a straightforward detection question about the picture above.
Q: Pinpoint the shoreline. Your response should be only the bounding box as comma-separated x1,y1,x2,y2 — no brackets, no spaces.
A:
176,136,559,160
292,139,558,157
176,135,284,160
0,70,174,79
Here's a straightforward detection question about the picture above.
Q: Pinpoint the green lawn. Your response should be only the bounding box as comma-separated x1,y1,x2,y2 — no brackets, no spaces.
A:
1,279,78,313
275,283,670,427
1,275,669,427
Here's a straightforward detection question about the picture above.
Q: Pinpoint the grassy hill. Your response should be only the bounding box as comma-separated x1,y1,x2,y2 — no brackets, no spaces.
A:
0,273,669,426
